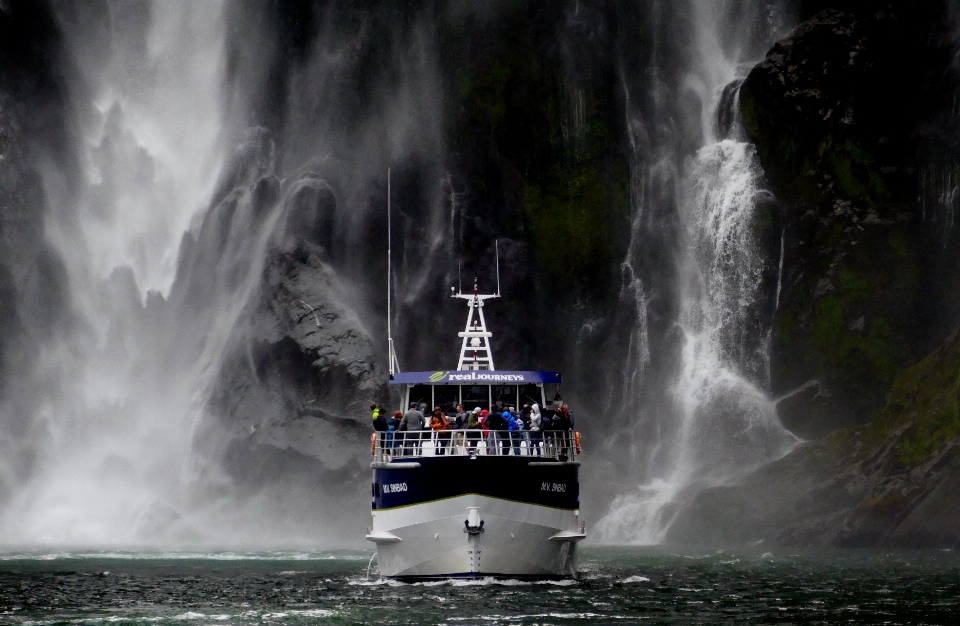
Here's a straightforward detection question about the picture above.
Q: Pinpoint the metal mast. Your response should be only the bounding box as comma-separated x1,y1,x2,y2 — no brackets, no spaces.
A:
453,274,498,370
452,243,501,371
387,168,401,375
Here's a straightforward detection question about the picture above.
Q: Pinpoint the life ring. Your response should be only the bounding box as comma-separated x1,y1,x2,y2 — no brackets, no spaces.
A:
371,432,378,455
575,431,581,455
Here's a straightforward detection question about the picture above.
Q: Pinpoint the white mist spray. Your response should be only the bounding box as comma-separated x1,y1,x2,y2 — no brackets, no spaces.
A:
0,1,229,546
594,0,797,544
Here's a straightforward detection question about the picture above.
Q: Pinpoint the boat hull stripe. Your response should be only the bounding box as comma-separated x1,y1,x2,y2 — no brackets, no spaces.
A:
373,455,579,510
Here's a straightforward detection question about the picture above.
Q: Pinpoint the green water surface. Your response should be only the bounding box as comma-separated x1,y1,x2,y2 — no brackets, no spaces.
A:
1,547,958,624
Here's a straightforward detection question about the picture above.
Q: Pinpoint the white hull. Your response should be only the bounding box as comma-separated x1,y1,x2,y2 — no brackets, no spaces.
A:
368,494,583,579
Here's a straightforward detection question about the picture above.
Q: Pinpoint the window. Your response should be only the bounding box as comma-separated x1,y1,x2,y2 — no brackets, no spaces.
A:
544,384,563,409
492,385,517,409
434,385,460,414
462,385,489,411
408,385,432,409
519,384,543,408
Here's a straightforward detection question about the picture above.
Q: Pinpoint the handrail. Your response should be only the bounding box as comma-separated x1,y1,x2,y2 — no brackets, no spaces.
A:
371,429,580,463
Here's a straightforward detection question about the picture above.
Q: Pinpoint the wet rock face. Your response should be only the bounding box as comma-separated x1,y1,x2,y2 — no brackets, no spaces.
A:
206,240,383,516
209,238,383,472
669,327,960,548
667,1,960,548
170,127,385,518
740,4,947,437
668,430,960,548
671,326,960,548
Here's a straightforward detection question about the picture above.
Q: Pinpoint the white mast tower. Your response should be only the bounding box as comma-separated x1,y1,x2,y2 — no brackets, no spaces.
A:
452,242,500,371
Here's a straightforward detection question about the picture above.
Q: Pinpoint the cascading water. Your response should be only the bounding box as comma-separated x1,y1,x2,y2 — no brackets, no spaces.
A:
0,1,230,545
0,0,813,549
594,1,798,543
0,0,447,546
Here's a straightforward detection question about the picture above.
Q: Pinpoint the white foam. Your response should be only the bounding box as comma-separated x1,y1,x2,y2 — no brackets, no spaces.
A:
349,576,579,588
0,550,368,561
620,575,650,583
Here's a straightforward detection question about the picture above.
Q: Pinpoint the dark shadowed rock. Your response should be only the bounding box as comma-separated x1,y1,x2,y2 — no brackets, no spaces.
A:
250,174,280,216
740,4,945,434
670,326,960,548
284,176,337,251
206,217,383,482
775,379,848,440
668,427,960,548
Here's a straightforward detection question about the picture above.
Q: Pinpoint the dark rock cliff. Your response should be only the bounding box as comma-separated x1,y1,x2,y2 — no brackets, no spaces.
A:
740,4,948,439
670,1,960,547
670,328,960,548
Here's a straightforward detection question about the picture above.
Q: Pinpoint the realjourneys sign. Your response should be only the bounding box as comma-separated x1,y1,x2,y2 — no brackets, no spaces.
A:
389,370,562,385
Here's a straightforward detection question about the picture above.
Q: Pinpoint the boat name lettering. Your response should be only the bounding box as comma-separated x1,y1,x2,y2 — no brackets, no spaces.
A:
445,372,526,382
541,482,566,493
384,482,408,493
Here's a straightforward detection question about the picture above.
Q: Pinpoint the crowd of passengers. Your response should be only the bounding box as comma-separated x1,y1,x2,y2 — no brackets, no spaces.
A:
370,401,575,456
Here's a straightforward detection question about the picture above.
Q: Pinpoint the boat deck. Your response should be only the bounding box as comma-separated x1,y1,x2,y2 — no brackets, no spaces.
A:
372,430,580,463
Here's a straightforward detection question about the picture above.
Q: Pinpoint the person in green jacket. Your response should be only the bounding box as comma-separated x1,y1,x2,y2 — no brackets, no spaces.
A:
370,402,387,432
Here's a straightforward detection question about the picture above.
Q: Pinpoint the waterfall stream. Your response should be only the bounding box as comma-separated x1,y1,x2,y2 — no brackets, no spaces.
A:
0,1,231,545
0,0,806,547
0,0,445,546
593,1,798,543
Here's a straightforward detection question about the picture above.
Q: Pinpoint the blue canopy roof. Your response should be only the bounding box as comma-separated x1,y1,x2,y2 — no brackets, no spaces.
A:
389,370,561,385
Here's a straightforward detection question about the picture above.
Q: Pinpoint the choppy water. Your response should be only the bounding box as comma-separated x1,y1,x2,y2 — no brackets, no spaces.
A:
2,547,959,624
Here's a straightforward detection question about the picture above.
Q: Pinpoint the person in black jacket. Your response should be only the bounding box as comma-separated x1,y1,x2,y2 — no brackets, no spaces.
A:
554,404,572,458
486,404,507,455
370,403,388,432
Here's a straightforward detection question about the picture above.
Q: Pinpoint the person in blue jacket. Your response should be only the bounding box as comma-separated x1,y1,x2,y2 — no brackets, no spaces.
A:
504,406,522,455
387,410,402,449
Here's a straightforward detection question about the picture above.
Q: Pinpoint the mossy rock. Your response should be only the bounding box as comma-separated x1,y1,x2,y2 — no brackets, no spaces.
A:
438,3,631,296
741,7,936,434
867,329,960,465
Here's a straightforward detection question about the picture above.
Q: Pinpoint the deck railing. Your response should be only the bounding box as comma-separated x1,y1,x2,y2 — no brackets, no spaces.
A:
372,429,580,463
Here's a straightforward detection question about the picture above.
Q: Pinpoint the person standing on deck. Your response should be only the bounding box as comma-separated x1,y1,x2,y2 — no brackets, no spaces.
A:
487,404,507,455
371,403,387,432
387,410,402,450
430,407,451,455
454,404,469,429
505,406,522,455
467,407,482,453
528,403,543,456
399,403,426,454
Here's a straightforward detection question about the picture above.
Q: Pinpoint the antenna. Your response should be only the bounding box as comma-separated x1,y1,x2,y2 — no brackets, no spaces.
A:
495,239,501,297
387,168,400,375
458,261,462,295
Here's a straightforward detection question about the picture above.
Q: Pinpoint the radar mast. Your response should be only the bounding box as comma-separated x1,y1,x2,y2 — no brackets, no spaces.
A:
452,241,500,371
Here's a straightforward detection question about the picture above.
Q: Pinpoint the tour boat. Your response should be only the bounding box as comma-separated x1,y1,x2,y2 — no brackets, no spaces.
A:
365,270,585,580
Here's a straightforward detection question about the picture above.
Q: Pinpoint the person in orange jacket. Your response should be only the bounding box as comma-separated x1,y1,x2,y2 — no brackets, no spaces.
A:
430,407,450,455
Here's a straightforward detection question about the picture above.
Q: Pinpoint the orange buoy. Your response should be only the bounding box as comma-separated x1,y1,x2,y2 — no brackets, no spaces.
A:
575,431,581,455
371,432,377,455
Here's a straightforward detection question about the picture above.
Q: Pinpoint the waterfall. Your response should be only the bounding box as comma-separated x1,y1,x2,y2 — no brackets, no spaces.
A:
0,0,811,548
594,1,797,544
0,1,230,545
0,0,447,546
